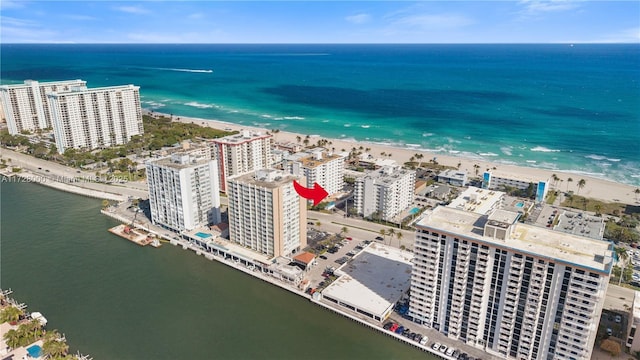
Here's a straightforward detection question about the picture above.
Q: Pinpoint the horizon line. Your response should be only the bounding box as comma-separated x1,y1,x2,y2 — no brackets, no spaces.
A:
2,42,639,45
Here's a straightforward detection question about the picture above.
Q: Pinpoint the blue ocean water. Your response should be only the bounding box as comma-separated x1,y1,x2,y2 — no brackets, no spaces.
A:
2,44,639,185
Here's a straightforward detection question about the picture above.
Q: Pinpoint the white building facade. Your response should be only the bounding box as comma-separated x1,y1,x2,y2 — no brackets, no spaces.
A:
227,169,307,258
210,131,272,192
409,206,612,360
0,79,87,134
48,84,144,154
146,153,221,232
285,149,345,196
354,166,415,221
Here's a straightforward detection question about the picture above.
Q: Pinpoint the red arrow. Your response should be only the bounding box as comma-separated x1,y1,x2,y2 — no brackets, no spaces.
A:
292,180,328,206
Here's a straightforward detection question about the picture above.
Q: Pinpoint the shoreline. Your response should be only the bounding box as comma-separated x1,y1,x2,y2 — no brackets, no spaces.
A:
160,111,639,205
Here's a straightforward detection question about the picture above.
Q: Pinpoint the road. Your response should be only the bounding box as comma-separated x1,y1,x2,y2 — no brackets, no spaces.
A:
1,149,148,199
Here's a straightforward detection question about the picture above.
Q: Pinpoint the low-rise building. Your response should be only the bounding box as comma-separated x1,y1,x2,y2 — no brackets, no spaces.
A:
482,171,550,203
437,169,467,187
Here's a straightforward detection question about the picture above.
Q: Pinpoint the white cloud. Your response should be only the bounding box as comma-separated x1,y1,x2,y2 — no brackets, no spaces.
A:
345,13,371,25
1,0,26,10
518,0,581,15
114,6,150,15
64,14,97,21
1,16,58,43
390,13,473,30
595,27,640,43
188,12,205,20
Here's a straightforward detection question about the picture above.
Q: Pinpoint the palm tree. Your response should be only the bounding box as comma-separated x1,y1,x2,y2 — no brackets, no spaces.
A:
0,306,23,324
296,135,301,143
577,179,586,194
341,226,348,236
387,228,396,246
379,229,386,242
594,204,602,216
396,231,404,248
473,164,480,176
551,174,559,188
315,221,321,227
616,246,629,285
566,177,573,192
3,329,21,349
42,339,69,359
635,188,640,202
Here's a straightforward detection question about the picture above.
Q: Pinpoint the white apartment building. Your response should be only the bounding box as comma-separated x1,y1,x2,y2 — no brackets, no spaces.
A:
483,171,550,203
285,149,345,196
410,206,613,360
48,84,144,154
146,153,221,232
354,166,416,221
227,169,307,258
210,130,272,192
0,79,87,134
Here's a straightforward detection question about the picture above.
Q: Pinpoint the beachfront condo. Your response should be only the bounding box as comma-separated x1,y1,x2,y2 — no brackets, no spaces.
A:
0,79,87,134
354,165,416,221
47,84,144,154
227,169,307,258
209,130,272,192
284,149,345,197
483,171,550,203
146,153,221,232
409,205,613,360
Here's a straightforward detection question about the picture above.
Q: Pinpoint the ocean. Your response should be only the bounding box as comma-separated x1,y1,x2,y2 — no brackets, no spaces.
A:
2,44,639,185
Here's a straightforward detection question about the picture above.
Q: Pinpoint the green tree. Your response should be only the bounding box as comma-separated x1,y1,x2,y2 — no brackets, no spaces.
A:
566,177,573,192
594,204,602,216
101,199,110,209
577,179,586,194
396,231,404,248
0,306,23,323
615,246,629,285
387,228,396,246
3,329,21,349
379,229,386,242
341,226,348,236
42,338,69,359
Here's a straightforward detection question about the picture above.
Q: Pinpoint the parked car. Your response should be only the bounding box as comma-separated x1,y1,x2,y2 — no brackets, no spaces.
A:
395,326,405,334
420,336,429,345
432,343,441,350
389,323,399,332
319,255,328,260
615,315,622,323
607,328,613,336
383,322,394,330
439,344,448,352
446,348,455,357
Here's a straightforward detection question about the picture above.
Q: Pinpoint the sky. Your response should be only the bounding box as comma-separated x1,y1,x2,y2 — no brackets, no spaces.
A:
1,1,639,44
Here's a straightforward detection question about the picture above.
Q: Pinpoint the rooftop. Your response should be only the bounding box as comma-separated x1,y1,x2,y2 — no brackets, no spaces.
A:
293,251,316,264
147,153,211,170
438,169,467,179
360,166,414,186
297,152,343,169
554,210,605,240
448,186,505,215
485,170,550,184
149,152,211,170
229,169,299,189
322,243,413,317
417,206,613,273
48,84,139,96
212,130,271,145
0,79,85,89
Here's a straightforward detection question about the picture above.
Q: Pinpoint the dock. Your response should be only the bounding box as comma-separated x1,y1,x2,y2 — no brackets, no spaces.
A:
108,224,162,248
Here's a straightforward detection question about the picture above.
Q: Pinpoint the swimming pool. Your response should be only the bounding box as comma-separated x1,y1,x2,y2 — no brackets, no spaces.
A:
27,344,42,358
195,232,212,239
516,202,524,208
409,207,420,215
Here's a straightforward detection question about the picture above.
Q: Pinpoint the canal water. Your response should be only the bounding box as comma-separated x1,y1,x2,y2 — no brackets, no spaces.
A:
1,181,432,359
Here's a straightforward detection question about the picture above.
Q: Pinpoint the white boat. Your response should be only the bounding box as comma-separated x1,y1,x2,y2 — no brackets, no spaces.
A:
31,311,47,326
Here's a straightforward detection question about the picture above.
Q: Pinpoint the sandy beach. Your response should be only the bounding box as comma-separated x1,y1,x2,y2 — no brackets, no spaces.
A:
168,113,639,206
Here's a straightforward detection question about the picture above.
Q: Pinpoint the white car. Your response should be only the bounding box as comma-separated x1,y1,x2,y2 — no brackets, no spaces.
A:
446,348,455,357
420,336,429,345
432,342,441,350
